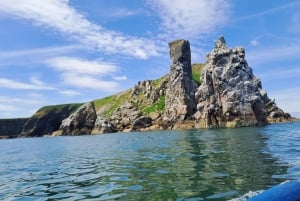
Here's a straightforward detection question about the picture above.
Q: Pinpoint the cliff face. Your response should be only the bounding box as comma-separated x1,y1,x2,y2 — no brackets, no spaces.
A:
164,40,197,122
20,104,82,137
59,102,97,135
0,37,292,138
193,36,290,127
0,118,29,139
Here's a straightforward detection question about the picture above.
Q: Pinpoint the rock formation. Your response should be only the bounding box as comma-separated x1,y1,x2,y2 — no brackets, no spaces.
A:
60,102,97,135
0,36,292,138
194,36,290,127
164,39,197,122
0,118,28,139
20,104,81,137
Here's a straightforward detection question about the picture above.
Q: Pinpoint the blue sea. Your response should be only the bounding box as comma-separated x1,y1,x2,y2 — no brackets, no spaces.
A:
1,122,300,200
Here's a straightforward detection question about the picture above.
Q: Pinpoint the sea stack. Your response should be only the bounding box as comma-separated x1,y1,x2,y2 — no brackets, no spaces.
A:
164,39,197,122
194,36,290,127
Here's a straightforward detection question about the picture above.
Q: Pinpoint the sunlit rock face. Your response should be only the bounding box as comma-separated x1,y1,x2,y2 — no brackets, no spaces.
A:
164,39,197,122
194,36,290,128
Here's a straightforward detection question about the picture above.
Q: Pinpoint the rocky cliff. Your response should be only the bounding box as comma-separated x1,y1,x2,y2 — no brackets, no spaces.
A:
20,104,82,137
0,118,29,139
164,40,197,122
0,37,292,138
193,36,290,128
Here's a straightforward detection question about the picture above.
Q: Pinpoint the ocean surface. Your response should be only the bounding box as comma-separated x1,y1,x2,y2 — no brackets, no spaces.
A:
1,122,300,201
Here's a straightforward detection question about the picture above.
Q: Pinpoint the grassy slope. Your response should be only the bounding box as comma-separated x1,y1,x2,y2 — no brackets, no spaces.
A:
34,103,83,118
192,63,205,85
92,64,205,118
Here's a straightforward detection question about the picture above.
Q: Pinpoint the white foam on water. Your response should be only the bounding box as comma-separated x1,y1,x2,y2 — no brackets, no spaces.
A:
229,190,263,201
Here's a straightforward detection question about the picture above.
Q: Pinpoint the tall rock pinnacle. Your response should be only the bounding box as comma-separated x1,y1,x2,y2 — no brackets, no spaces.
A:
164,39,197,122
194,36,290,127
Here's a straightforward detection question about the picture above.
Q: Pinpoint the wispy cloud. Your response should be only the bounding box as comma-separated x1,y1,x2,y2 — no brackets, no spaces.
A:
108,8,144,18
0,95,44,118
0,77,56,90
46,56,119,91
289,12,300,33
148,0,231,40
247,45,300,66
267,87,300,113
235,1,300,22
0,45,82,66
0,0,159,59
59,90,81,97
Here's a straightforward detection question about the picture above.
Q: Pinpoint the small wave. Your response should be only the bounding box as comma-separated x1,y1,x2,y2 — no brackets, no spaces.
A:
229,190,263,201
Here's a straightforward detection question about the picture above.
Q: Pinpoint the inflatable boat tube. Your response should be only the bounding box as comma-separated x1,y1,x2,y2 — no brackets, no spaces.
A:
248,181,300,201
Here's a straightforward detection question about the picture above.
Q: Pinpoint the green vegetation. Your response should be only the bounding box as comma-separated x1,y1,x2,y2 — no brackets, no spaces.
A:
93,90,131,118
143,95,165,114
152,74,168,87
34,103,82,118
192,63,205,85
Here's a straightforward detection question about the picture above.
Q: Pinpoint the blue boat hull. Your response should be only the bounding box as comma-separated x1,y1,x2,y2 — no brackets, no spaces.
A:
248,181,300,201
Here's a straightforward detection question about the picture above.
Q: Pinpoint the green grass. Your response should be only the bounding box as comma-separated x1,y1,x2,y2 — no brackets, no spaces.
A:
192,63,205,85
34,103,82,118
93,90,131,118
142,95,165,114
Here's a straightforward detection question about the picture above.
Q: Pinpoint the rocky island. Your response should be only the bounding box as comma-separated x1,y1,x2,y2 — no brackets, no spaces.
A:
0,37,291,138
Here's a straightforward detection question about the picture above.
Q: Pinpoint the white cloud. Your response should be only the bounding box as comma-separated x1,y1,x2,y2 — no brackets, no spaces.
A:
47,57,118,75
247,45,300,66
0,45,82,66
0,78,55,90
47,56,119,91
61,73,119,91
149,0,231,40
109,8,143,18
0,0,159,59
235,1,300,22
59,90,81,96
250,40,259,46
113,75,128,81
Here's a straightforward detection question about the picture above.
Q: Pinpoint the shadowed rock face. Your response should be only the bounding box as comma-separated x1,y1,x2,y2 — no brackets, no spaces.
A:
20,104,80,137
164,39,197,122
0,118,28,139
194,36,290,127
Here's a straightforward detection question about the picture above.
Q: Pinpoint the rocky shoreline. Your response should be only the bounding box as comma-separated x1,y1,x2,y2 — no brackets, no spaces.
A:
0,37,292,138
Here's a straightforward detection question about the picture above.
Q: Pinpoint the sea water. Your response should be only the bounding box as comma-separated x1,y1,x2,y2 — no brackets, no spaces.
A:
0,122,300,201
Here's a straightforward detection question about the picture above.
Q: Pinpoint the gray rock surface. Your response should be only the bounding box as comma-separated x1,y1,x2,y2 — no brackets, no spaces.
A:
194,36,290,127
60,102,97,135
164,39,197,121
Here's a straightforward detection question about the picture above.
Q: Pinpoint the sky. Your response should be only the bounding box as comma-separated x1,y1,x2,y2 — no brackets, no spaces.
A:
0,0,300,118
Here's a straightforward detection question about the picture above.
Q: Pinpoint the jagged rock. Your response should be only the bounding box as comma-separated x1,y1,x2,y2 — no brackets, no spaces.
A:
131,76,168,108
20,104,80,137
60,102,97,135
194,36,290,127
164,39,197,122
91,116,115,134
110,102,143,131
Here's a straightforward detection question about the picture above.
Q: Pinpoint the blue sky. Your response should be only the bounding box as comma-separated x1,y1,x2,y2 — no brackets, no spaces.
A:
0,0,300,118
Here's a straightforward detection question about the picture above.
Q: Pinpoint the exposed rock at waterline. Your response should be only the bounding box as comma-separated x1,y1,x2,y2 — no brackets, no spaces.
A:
59,102,97,135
